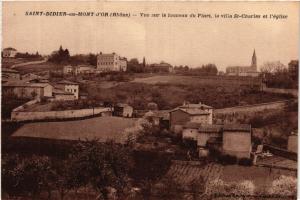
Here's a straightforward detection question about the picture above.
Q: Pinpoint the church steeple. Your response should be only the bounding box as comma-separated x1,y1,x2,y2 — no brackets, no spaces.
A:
251,49,257,71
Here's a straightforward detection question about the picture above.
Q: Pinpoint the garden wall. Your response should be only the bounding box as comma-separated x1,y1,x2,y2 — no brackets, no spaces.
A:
11,107,112,122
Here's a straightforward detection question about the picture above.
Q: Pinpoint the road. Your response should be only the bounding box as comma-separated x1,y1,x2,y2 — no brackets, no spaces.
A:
11,58,48,69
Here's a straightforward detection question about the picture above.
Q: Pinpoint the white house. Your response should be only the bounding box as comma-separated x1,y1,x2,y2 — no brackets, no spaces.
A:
55,80,79,99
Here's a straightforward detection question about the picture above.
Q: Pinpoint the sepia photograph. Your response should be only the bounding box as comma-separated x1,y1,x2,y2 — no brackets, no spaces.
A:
1,1,299,199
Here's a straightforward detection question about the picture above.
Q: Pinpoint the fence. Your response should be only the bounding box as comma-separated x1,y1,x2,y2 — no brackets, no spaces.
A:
11,107,113,122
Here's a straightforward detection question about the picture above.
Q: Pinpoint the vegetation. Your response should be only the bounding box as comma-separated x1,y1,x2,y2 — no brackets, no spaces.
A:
48,46,70,64
2,140,133,200
261,61,298,89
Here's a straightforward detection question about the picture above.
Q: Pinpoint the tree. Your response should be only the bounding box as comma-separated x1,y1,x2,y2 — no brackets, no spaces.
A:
69,140,133,199
260,61,286,75
49,46,71,64
88,53,97,66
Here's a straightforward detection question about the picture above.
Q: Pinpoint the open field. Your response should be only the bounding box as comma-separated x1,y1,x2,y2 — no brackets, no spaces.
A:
14,61,62,74
132,75,262,88
12,116,137,143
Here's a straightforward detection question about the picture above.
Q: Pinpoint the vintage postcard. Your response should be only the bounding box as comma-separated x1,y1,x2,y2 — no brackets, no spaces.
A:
1,1,298,199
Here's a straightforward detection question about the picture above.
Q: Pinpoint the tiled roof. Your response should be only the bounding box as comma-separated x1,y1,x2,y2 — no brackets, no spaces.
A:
198,124,223,133
223,124,251,132
179,103,213,109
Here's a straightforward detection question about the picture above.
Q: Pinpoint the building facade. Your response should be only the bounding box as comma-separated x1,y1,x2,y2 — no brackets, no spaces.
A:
3,82,53,99
2,47,17,58
169,102,213,133
97,52,127,72
222,124,252,158
226,49,259,77
55,80,79,99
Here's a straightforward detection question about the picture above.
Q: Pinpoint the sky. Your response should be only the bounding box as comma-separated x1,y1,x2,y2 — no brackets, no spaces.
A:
2,2,299,71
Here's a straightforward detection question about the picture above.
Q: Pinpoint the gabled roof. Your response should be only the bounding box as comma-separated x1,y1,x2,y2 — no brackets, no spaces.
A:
198,124,223,133
170,108,210,116
223,124,251,132
179,103,213,109
56,80,79,85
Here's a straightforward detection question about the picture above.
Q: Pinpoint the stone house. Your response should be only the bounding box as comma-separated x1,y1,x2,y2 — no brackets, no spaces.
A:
169,102,213,133
97,52,127,72
3,82,53,99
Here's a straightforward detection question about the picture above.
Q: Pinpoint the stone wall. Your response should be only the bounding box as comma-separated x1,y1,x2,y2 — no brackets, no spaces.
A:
11,107,112,122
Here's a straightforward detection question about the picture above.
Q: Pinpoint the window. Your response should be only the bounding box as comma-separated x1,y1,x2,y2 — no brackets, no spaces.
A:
74,89,76,92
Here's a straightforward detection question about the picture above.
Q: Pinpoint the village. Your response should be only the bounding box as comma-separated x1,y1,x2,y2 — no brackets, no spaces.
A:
1,45,298,199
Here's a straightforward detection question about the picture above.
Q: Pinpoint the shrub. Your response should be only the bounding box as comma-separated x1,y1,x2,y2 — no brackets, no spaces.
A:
207,179,255,196
268,175,297,196
238,158,253,166
219,154,237,165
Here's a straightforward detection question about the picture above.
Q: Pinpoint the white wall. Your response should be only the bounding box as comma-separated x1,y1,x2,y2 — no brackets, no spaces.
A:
11,107,112,121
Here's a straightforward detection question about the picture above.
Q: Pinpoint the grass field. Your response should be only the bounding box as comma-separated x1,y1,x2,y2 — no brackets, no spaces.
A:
12,116,137,143
14,61,62,74
132,75,262,88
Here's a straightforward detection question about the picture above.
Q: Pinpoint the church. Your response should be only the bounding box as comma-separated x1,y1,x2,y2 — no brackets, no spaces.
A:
226,50,260,77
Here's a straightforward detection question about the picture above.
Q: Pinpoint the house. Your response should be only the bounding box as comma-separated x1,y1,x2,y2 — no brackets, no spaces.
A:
2,68,20,81
169,102,213,133
222,124,252,158
74,65,96,75
2,82,53,99
55,80,79,99
2,47,17,58
113,103,133,117
97,52,127,72
150,62,173,73
182,123,222,146
63,65,73,75
52,88,76,101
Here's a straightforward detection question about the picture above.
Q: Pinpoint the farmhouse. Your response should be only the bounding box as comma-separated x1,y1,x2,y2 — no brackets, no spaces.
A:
182,123,252,159
55,80,79,99
2,82,53,99
2,68,20,81
170,102,213,133
97,52,127,72
2,47,17,58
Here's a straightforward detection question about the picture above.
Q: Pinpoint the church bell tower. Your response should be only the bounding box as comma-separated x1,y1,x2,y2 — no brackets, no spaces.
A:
251,49,257,71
